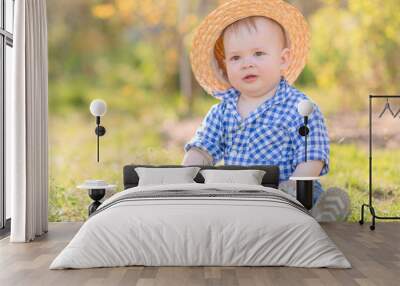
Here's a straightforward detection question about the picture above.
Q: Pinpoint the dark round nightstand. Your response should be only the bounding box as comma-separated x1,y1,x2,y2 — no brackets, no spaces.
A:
289,176,319,210
77,183,116,216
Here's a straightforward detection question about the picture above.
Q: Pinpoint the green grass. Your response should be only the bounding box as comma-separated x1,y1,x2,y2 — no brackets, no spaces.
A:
49,112,400,222
319,144,400,222
49,111,184,221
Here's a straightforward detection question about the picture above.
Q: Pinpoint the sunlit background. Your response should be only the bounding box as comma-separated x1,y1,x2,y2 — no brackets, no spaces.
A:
47,0,400,221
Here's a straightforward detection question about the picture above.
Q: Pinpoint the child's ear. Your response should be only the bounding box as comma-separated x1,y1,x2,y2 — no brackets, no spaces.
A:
280,48,291,71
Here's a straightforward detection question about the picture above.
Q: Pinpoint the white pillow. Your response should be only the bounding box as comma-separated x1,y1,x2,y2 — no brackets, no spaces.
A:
135,167,201,186
200,169,266,185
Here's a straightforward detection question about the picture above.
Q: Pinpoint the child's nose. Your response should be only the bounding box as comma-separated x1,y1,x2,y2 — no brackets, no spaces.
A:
241,56,256,69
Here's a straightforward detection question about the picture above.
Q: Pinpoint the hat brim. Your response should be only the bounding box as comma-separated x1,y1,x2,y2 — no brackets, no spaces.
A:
190,0,310,95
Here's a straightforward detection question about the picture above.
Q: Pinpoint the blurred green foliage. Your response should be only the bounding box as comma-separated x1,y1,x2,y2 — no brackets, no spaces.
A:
48,0,400,115
305,0,400,111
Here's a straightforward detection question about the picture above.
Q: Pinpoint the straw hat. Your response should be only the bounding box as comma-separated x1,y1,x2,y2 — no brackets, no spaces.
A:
190,0,310,95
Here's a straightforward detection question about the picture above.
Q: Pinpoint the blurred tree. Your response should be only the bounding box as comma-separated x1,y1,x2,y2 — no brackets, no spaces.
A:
48,0,208,115
178,0,194,114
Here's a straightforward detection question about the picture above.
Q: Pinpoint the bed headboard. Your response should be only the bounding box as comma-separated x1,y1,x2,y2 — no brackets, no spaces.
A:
123,165,280,190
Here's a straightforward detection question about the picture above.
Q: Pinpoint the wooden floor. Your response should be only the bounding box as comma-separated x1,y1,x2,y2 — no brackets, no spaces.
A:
0,222,399,286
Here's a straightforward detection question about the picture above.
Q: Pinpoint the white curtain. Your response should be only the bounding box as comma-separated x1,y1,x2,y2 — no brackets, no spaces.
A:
7,0,49,242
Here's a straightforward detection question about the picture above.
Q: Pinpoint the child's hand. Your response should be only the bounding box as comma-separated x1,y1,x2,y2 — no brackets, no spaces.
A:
182,147,213,166
292,160,324,177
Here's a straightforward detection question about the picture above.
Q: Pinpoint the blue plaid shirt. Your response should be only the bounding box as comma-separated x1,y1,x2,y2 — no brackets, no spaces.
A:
184,78,330,202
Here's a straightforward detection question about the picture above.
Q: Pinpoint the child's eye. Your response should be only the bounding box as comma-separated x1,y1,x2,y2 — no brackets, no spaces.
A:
230,56,240,61
254,51,265,56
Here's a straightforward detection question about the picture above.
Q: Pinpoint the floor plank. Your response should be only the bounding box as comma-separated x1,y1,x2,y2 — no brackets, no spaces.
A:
0,222,398,286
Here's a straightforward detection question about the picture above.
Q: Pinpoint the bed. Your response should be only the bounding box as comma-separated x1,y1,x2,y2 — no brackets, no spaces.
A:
49,165,351,269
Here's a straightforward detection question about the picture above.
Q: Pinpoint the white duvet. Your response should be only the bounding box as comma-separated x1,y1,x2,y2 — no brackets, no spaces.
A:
50,183,351,269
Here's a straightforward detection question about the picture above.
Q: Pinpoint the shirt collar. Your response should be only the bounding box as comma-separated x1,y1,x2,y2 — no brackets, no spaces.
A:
212,87,241,101
211,77,289,107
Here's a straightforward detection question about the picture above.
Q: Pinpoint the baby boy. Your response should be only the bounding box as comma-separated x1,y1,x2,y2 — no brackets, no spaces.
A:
182,1,350,221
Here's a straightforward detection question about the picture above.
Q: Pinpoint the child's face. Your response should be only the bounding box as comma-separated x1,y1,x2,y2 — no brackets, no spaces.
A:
223,17,290,98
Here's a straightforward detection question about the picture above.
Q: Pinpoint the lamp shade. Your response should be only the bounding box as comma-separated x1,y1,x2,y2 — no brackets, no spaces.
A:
90,99,107,117
297,99,314,117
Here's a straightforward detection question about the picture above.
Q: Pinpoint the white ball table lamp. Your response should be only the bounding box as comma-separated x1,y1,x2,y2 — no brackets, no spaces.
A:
89,99,107,162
